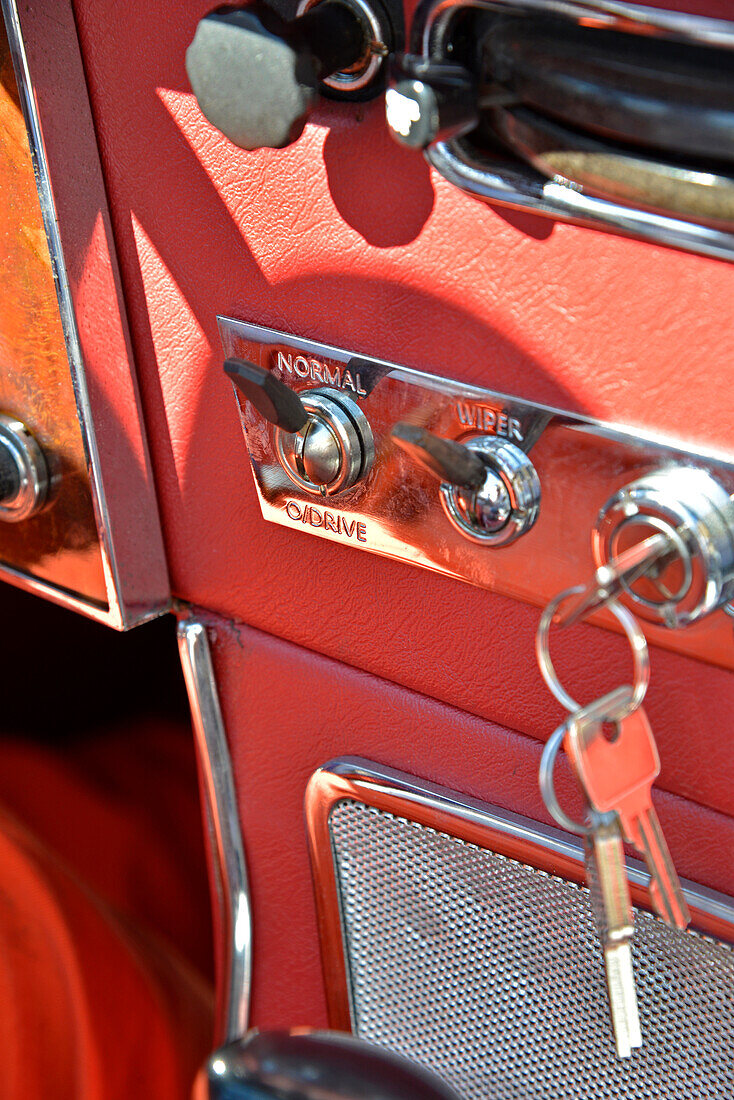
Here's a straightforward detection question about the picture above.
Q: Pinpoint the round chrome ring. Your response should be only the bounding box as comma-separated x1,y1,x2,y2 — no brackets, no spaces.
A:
296,0,388,92
536,585,649,718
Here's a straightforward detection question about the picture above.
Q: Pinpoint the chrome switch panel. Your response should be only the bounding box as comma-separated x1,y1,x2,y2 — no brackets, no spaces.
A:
219,317,734,670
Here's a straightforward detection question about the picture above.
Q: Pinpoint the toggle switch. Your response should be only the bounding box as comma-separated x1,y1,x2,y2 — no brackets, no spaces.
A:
391,422,540,545
186,0,392,151
225,358,374,495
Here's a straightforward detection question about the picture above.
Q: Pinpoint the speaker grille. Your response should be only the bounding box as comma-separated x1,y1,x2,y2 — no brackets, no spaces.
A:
328,798,733,1100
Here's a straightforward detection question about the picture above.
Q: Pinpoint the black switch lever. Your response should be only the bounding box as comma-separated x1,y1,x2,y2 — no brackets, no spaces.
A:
391,422,487,490
224,358,309,433
187,2,372,150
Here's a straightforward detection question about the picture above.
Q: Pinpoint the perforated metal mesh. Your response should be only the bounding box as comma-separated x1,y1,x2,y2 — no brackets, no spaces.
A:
328,799,733,1100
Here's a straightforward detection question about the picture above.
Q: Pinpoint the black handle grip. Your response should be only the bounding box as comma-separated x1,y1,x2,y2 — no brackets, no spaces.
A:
186,2,367,150
224,358,309,433
206,1030,462,1099
391,422,487,490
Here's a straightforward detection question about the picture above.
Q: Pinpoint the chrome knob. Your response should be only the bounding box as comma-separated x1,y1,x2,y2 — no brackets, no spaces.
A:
386,56,479,149
593,466,734,627
0,413,49,522
225,359,374,496
391,422,540,545
202,1030,462,1100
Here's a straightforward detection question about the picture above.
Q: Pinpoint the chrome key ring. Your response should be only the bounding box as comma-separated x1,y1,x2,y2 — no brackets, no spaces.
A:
536,585,650,719
539,719,592,836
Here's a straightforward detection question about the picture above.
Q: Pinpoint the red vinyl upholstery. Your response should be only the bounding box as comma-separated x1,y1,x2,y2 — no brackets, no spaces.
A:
67,0,734,820
65,0,734,1038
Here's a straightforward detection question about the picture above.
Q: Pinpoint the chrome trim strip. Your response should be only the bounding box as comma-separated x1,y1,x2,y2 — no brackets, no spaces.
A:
323,757,734,929
413,0,734,261
178,618,252,1044
427,145,734,264
417,0,734,54
0,0,170,627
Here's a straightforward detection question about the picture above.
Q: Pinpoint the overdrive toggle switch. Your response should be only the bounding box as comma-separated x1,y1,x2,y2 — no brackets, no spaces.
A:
225,358,374,495
391,422,540,545
186,0,392,151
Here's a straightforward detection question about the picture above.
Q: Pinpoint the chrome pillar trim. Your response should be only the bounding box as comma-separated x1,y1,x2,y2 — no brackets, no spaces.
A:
305,756,734,1031
412,0,734,262
178,617,252,1044
0,0,170,627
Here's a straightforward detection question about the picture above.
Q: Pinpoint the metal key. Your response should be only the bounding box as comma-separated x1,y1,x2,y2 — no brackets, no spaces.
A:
554,532,674,628
567,704,690,930
583,808,642,1058
560,692,643,1057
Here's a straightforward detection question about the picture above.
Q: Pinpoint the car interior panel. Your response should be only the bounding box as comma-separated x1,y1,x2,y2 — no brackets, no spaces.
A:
0,0,732,1095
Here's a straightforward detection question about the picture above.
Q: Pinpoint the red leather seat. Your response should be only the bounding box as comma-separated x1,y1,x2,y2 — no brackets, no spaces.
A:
0,722,213,1099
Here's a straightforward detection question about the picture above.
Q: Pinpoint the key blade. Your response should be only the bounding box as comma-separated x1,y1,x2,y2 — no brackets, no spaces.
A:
590,815,634,943
630,808,691,929
583,809,633,943
605,943,643,1057
584,810,642,1057
555,533,673,628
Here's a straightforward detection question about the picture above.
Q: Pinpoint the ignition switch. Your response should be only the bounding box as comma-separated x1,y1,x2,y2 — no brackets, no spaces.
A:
594,467,734,628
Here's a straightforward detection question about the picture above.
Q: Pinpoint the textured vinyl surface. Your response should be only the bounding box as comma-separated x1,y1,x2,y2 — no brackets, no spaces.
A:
329,799,733,1100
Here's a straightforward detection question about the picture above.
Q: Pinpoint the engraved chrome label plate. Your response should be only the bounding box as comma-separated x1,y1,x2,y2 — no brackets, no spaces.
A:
219,317,734,669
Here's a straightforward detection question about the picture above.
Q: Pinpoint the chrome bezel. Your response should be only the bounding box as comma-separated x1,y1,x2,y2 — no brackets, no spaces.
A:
593,467,734,627
296,0,389,92
275,388,375,496
0,414,49,522
440,435,540,546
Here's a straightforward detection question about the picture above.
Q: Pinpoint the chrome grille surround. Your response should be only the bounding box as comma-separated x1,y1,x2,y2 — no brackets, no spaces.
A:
308,758,734,1100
